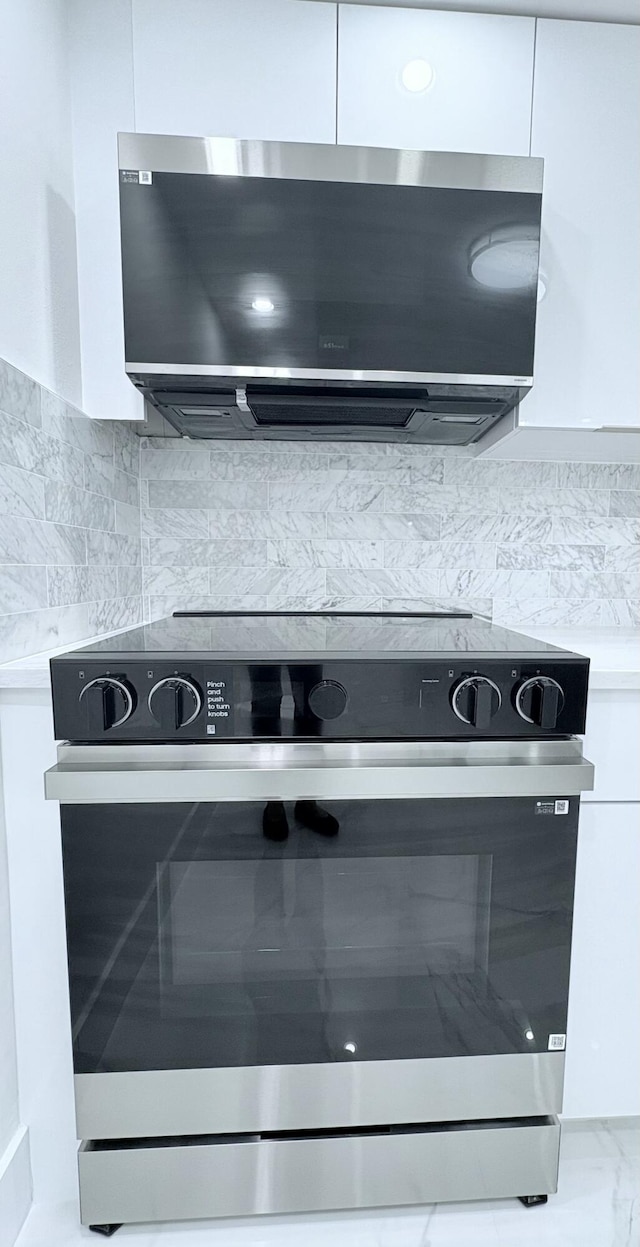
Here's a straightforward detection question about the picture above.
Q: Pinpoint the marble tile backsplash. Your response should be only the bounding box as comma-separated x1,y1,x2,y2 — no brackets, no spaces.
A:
2,354,638,665
140,438,640,628
0,358,142,662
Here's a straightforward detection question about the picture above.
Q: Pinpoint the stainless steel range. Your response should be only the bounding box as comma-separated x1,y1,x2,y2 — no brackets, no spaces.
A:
45,611,593,1236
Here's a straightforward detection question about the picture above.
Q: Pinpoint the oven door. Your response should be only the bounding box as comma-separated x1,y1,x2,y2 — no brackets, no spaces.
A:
46,739,593,1141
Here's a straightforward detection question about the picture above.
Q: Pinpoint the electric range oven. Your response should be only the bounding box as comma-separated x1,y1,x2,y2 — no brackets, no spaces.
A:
45,612,593,1235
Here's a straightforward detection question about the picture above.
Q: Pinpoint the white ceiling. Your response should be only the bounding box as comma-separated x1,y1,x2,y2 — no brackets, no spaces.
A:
322,0,640,24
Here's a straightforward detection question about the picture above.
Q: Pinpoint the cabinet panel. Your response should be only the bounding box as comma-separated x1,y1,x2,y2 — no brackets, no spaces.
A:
69,0,143,421
526,20,640,431
337,4,534,155
132,0,337,143
563,802,640,1118
582,690,640,804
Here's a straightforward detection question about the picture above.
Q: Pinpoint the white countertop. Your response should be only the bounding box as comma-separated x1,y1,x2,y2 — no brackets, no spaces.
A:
0,626,138,690
0,625,638,691
521,628,640,690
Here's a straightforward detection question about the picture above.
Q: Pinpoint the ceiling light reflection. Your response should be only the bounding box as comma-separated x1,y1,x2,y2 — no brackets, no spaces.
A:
251,297,275,313
470,225,540,292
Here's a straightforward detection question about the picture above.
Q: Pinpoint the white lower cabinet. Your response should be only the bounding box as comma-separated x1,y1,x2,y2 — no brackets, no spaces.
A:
563,801,640,1118
582,690,640,804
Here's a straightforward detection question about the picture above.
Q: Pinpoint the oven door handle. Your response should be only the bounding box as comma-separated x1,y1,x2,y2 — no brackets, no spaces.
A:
44,741,594,804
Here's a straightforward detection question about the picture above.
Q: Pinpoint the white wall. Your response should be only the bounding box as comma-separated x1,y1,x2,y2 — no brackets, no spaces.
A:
0,0,81,406
0,7,79,1234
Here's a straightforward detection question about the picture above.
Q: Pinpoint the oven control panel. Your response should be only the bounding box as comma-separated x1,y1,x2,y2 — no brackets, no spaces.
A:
50,655,589,743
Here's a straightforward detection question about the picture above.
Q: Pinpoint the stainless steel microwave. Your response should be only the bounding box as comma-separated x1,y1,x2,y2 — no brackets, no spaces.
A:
119,134,543,445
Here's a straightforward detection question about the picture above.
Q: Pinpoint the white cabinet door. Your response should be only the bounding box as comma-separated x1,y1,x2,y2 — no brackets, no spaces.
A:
582,689,640,804
563,802,640,1118
525,19,640,431
337,4,534,155
69,0,143,421
132,0,337,143
69,0,337,422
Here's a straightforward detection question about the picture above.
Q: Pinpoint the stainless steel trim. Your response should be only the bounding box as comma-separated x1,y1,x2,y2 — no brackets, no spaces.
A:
78,678,133,729
147,677,202,727
118,134,544,193
74,1052,564,1140
44,739,594,804
77,1118,560,1225
126,362,533,387
516,677,564,725
53,739,588,764
451,675,502,724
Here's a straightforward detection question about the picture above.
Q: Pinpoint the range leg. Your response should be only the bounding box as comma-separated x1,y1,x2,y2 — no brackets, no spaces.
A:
89,1226,122,1238
518,1194,548,1207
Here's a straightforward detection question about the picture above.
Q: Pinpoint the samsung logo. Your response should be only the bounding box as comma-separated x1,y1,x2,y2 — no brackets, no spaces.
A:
319,334,349,351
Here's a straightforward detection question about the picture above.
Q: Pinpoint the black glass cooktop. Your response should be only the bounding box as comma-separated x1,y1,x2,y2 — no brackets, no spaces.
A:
67,611,577,662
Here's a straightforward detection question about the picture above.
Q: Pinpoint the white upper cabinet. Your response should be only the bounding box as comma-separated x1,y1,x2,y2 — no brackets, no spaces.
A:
524,19,640,432
337,4,535,155
68,0,337,421
69,0,143,420
132,0,337,143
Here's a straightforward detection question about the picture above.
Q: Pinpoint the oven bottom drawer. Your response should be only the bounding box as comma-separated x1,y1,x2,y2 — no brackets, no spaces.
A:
78,1117,560,1226
74,1053,565,1139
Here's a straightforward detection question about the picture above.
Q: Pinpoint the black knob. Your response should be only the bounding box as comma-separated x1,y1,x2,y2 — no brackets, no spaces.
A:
451,676,502,728
148,676,202,730
79,676,135,733
516,677,564,729
308,680,348,721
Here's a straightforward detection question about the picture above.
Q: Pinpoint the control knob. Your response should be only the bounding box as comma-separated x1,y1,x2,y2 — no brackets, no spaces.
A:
516,676,564,729
79,676,135,733
451,675,502,729
308,680,348,721
148,676,203,730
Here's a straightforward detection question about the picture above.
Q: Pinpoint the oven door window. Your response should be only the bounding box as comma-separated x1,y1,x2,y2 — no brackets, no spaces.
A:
61,797,578,1073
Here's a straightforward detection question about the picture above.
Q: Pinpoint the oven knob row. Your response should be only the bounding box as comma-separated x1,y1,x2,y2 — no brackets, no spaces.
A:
451,676,502,727
148,677,203,729
79,676,135,732
79,674,204,732
516,676,564,729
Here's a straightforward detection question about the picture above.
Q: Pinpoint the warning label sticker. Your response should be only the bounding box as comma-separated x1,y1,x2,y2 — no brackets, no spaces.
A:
120,170,153,184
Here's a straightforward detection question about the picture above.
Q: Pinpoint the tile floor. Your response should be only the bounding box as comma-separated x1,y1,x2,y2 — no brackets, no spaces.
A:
14,1119,640,1247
